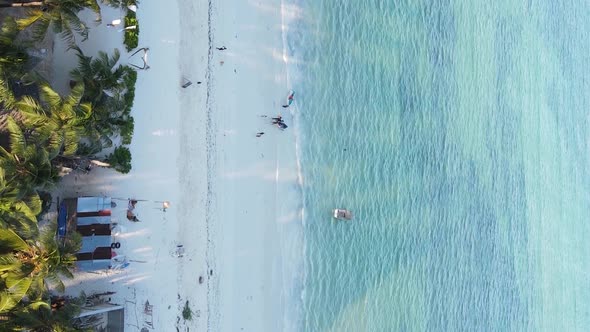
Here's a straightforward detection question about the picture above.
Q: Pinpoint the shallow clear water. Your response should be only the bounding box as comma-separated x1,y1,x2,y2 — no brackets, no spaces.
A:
285,0,590,330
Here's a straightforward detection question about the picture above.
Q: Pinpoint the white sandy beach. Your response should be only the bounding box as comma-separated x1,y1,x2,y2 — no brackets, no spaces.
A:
50,0,302,331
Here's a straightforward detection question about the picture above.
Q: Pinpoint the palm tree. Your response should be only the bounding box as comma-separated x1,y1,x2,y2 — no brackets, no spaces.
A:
0,76,17,114
70,47,136,147
100,0,138,9
0,116,59,198
105,145,131,173
14,82,92,158
70,47,130,104
0,293,83,331
4,0,102,47
0,172,42,238
0,18,29,80
2,307,82,331
0,223,81,314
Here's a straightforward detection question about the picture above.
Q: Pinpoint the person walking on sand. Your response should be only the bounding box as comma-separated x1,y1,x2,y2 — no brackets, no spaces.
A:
256,132,265,137
128,199,138,211
216,46,227,51
126,199,140,222
107,19,122,27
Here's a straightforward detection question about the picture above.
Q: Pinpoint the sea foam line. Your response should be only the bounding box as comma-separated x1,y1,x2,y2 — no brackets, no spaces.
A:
280,0,308,330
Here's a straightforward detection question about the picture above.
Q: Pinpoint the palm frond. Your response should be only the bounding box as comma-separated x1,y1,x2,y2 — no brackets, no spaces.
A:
86,0,102,15
22,192,42,219
0,254,19,272
15,111,49,130
111,48,121,65
62,10,88,43
15,96,44,115
45,132,64,160
61,130,79,156
15,10,43,30
31,15,52,43
66,82,85,107
45,274,65,293
4,277,33,310
0,228,29,252
0,146,13,161
76,102,92,121
27,300,51,311
0,16,18,38
0,78,16,109
0,209,38,239
39,84,62,110
0,291,18,313
4,116,26,157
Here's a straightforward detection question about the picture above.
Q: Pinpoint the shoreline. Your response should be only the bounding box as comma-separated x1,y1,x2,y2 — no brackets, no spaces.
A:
205,0,304,330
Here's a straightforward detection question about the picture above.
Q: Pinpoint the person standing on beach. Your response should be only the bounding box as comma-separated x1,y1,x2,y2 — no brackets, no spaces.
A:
216,46,227,51
256,132,265,137
126,199,140,222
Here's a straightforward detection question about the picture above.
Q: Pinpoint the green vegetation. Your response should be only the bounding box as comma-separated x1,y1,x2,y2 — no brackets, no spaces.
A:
124,10,139,51
182,300,192,321
0,18,28,79
70,46,137,148
0,223,82,314
101,0,140,9
106,146,132,174
0,0,141,329
13,0,102,47
0,292,85,331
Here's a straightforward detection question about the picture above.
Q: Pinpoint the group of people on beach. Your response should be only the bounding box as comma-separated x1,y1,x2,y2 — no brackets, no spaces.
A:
256,115,288,137
271,116,288,129
256,91,294,137
125,199,170,222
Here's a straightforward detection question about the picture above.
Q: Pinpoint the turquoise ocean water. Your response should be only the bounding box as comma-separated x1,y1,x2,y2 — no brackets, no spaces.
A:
283,0,590,331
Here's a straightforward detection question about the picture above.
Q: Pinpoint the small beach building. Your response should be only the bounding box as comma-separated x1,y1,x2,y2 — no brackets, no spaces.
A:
57,197,119,271
74,303,125,331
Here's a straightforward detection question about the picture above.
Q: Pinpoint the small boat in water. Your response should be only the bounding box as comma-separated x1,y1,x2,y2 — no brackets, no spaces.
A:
333,209,353,220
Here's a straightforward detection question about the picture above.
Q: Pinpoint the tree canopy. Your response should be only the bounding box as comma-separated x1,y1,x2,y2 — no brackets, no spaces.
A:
0,0,140,329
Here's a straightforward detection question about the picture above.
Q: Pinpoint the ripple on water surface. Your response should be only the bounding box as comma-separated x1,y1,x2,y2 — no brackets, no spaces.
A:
287,0,590,331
